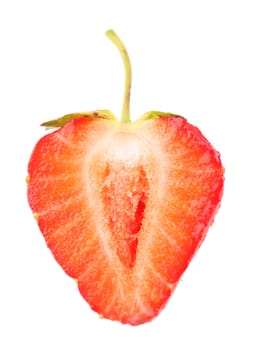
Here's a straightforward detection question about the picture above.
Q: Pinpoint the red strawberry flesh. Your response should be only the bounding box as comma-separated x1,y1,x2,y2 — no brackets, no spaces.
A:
27,115,224,325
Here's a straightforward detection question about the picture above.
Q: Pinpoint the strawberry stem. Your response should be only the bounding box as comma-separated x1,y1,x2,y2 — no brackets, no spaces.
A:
105,30,132,123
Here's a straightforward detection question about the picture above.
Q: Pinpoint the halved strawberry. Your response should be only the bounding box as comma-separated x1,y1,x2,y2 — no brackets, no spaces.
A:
27,30,224,325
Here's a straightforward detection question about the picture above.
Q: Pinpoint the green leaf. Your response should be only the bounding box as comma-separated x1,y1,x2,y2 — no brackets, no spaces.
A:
137,111,186,121
40,110,116,129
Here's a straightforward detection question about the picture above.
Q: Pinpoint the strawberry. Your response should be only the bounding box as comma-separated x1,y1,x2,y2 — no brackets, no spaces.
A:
27,30,224,325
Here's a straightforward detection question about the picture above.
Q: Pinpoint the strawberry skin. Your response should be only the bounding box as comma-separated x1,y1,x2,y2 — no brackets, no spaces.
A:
27,115,224,325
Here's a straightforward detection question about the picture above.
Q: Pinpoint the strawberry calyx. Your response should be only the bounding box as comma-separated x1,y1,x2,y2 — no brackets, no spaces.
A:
41,109,185,130
137,111,185,121
41,31,184,129
40,110,116,129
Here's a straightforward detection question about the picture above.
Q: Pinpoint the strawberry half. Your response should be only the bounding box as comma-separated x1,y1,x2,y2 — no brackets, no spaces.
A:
27,30,224,325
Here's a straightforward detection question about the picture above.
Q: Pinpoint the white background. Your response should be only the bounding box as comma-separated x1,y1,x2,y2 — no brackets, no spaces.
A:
1,0,253,349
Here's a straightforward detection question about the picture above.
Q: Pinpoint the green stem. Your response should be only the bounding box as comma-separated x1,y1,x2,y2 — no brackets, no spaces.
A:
105,29,132,123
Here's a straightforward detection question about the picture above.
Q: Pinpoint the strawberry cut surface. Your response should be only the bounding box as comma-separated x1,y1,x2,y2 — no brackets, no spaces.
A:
27,115,224,325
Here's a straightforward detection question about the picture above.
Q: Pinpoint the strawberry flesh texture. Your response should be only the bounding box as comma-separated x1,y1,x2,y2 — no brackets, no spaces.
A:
101,158,149,269
27,116,224,325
